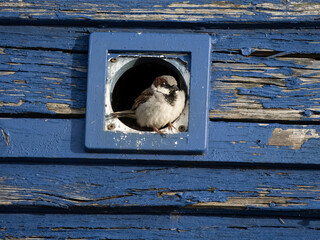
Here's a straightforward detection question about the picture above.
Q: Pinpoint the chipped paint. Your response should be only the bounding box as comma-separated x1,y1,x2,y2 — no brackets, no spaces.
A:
13,80,26,84
0,99,24,107
210,109,304,121
0,71,15,76
190,197,308,209
157,191,183,198
268,128,320,150
46,103,85,114
44,77,63,81
1,0,320,23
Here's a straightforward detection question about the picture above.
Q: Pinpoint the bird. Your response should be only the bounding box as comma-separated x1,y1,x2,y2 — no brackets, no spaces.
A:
111,75,186,135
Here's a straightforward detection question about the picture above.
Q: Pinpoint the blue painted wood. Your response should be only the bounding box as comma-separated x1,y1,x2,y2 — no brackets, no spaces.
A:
1,164,320,215
1,0,320,24
0,1,319,239
86,32,211,154
1,214,320,239
1,27,319,121
0,118,319,165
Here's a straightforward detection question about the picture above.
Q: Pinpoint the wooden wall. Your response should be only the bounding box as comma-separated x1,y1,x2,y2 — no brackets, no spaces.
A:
1,0,320,239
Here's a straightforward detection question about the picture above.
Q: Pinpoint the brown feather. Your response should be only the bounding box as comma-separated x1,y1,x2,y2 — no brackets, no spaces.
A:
152,76,167,88
131,87,154,110
110,110,136,119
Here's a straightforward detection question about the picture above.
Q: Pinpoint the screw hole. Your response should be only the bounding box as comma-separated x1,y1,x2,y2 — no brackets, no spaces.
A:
110,58,118,63
108,123,115,130
178,125,186,132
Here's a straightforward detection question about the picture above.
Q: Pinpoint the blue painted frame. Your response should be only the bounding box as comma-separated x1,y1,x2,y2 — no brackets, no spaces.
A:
85,32,211,154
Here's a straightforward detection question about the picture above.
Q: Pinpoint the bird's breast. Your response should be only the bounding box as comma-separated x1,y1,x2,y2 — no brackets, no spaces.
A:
135,91,185,129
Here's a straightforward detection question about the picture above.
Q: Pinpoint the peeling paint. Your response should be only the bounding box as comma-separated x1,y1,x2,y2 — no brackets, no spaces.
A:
13,80,26,84
0,99,24,107
1,0,320,23
44,77,63,81
157,191,183,198
268,128,320,150
0,71,15,76
190,197,308,209
46,103,85,114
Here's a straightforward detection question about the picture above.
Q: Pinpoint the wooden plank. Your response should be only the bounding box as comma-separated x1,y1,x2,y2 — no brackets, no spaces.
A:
1,27,320,121
1,164,320,216
0,47,87,115
211,29,320,121
1,214,320,239
1,0,320,24
0,118,319,165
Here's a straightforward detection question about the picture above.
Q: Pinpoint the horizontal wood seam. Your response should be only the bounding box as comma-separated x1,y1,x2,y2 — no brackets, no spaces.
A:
1,19,320,29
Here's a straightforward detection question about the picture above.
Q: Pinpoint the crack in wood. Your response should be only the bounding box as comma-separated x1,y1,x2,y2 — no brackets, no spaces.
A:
1,129,9,146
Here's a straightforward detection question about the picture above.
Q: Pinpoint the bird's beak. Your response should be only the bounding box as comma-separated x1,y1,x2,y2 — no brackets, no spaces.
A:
172,85,179,91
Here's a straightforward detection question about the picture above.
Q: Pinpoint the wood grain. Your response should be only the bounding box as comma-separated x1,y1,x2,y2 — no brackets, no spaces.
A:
1,0,320,24
1,164,320,216
0,118,319,165
1,214,320,239
1,0,320,236
1,27,320,121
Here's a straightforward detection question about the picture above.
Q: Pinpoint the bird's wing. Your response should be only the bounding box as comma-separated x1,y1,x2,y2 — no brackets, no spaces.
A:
132,87,153,110
110,110,136,119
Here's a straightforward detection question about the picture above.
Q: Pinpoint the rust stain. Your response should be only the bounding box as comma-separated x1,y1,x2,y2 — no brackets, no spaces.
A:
268,128,319,150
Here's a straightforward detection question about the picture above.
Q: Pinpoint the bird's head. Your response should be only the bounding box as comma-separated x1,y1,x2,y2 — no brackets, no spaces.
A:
152,75,179,94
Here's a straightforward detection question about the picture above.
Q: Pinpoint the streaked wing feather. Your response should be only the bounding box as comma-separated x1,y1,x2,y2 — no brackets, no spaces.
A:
132,88,153,110
110,110,136,119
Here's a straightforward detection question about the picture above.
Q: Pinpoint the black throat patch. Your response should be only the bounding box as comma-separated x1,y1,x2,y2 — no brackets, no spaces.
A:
164,90,177,106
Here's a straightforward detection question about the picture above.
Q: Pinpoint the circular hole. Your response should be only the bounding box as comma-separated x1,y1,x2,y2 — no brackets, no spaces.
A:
178,125,186,132
107,123,115,130
111,57,187,131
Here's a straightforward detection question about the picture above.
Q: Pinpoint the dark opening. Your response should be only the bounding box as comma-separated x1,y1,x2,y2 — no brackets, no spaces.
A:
111,57,186,131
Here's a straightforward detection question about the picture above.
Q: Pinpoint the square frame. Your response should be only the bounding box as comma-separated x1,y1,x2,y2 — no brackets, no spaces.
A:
85,32,211,154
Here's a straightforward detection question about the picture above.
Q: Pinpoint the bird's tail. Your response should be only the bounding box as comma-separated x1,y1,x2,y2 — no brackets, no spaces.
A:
108,110,136,119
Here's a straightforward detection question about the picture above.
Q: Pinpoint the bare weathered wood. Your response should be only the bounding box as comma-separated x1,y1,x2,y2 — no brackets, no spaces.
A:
210,55,320,121
1,164,320,216
1,27,320,121
1,0,320,237
0,0,320,24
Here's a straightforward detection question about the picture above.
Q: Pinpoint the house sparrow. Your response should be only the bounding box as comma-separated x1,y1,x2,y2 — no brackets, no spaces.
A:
111,75,186,135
